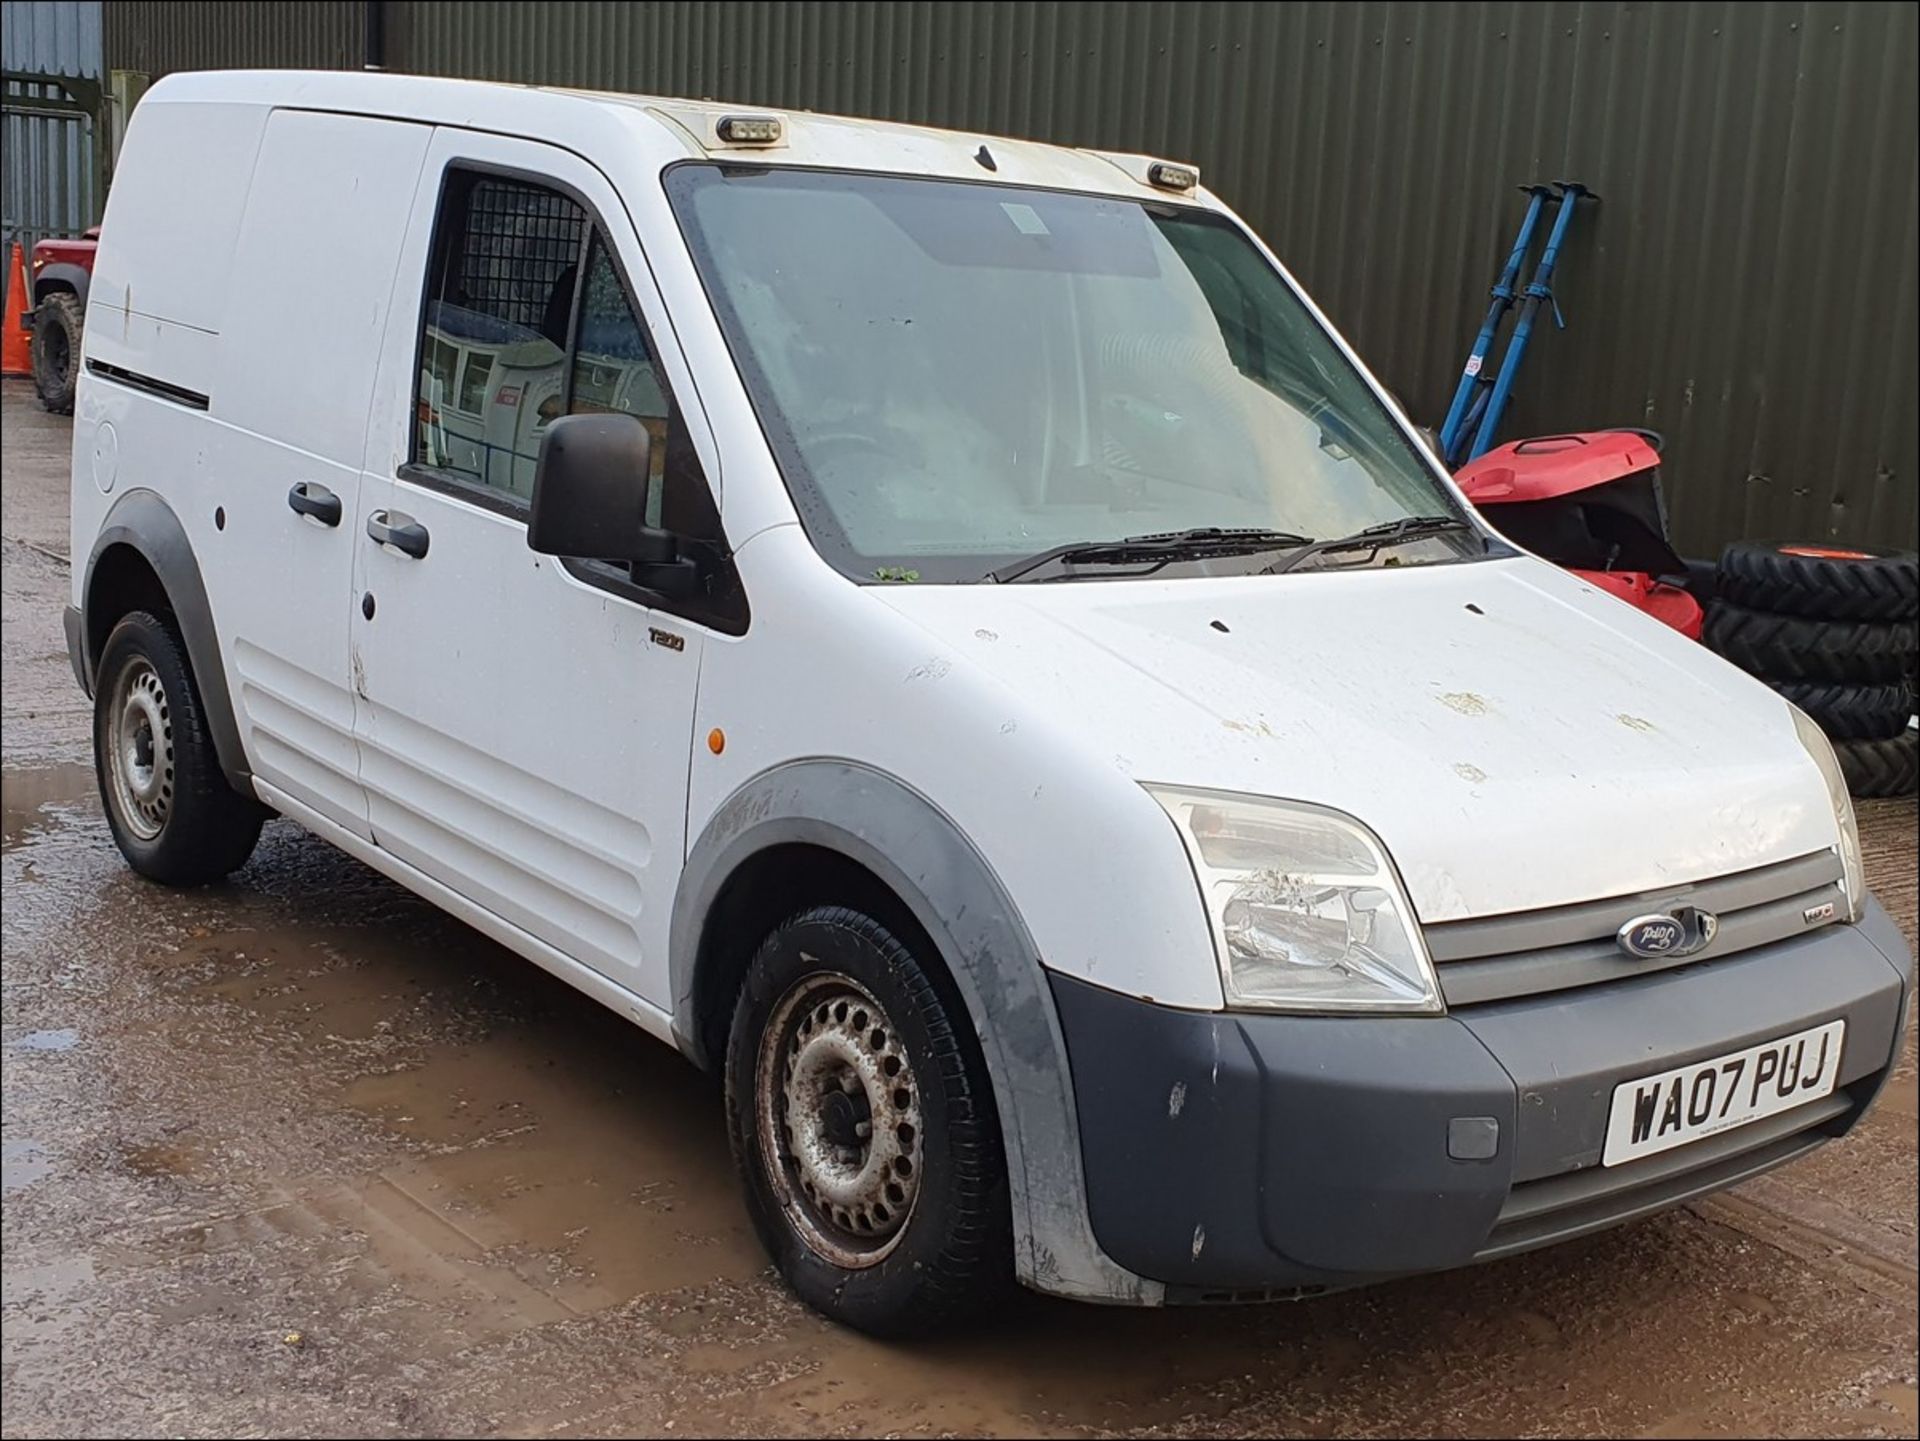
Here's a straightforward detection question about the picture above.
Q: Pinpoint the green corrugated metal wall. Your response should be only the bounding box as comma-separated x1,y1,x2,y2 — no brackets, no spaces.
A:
105,1,1919,554
104,0,363,76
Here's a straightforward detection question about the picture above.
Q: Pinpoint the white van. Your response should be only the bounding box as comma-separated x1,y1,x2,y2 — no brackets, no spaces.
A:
66,72,1912,1334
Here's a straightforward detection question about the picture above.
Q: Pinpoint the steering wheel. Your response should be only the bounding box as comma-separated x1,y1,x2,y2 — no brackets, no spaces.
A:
794,430,919,522
801,429,904,463
801,428,922,489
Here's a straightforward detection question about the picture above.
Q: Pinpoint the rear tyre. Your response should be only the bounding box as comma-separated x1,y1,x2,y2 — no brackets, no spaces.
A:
1716,541,1917,622
1833,730,1919,798
1702,599,1916,684
1769,681,1915,741
31,292,82,416
93,610,266,885
724,905,1012,1336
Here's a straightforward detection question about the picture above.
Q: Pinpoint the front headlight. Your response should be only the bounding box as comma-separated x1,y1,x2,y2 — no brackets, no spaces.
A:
1790,705,1865,922
1145,785,1443,1014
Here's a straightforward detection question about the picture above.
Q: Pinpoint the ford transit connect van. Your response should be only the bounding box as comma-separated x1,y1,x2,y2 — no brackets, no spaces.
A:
65,72,1912,1335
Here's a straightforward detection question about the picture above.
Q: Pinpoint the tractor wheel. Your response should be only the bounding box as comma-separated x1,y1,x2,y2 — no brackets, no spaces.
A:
1716,541,1918,623
1833,730,1919,799
31,292,83,415
1769,681,1916,741
1703,600,1916,685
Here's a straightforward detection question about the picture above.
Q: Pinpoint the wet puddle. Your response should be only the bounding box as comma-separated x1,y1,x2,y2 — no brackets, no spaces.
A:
177,918,764,1316
2,1139,55,1194
11,1028,79,1052
343,1031,760,1307
1,1254,97,1351
1,761,96,852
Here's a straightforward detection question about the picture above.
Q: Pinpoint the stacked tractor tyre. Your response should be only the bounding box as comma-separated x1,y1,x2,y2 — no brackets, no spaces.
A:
1704,543,1919,797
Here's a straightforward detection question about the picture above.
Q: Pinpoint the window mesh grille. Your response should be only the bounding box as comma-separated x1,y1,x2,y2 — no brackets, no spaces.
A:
457,178,586,331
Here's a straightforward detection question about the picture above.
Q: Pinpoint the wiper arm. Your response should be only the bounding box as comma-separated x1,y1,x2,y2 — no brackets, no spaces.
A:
1263,515,1479,576
987,527,1313,584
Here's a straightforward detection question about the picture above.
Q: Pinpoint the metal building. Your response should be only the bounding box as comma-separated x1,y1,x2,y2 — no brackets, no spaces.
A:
75,2,1920,552
1,0,105,256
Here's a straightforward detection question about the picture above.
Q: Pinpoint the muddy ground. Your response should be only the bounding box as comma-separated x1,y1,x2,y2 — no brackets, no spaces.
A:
3,379,1915,1438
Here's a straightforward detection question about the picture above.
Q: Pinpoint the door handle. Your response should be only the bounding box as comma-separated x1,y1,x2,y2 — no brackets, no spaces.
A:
287,481,342,527
367,509,430,559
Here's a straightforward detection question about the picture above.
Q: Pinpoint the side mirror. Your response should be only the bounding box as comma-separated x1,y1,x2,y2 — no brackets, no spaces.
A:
528,413,697,598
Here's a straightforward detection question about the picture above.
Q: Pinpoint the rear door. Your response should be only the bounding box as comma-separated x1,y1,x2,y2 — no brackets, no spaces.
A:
349,129,723,1005
207,109,430,837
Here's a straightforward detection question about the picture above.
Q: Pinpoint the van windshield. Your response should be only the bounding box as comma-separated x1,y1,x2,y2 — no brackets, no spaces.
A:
666,165,1478,583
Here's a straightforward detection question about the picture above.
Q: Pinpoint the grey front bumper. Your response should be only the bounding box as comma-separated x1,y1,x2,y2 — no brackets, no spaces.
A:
1051,897,1913,1300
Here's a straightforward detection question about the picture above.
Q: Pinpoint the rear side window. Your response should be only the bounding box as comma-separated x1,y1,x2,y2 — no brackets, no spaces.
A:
413,172,588,499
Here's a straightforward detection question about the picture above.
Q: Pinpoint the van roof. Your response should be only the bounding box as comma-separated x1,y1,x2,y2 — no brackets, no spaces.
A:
145,69,1206,206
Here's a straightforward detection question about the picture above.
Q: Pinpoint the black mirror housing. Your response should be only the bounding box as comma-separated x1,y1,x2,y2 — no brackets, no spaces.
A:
528,414,696,598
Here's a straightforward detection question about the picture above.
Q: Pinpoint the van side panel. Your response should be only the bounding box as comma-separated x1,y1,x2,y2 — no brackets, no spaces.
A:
203,110,433,838
215,111,432,467
85,99,269,398
68,96,271,659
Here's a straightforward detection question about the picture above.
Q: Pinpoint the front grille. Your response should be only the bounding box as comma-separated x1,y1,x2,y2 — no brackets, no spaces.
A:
1425,850,1845,1007
1477,1088,1853,1261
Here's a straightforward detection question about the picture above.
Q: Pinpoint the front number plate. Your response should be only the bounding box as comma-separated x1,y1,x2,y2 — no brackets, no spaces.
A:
1601,1019,1846,1167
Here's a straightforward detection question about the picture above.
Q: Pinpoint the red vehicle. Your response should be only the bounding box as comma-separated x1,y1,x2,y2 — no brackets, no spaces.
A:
25,226,98,414
1454,429,1706,639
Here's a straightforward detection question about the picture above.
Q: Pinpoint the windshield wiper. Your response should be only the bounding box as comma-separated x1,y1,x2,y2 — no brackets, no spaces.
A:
1262,515,1479,576
987,527,1313,584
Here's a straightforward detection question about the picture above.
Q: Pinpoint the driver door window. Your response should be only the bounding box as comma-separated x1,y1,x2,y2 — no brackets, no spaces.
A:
412,172,585,502
409,168,708,541
398,159,738,630
568,235,670,525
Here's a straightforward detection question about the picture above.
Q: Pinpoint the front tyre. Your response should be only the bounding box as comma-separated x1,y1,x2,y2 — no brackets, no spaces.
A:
725,906,1012,1335
93,610,265,885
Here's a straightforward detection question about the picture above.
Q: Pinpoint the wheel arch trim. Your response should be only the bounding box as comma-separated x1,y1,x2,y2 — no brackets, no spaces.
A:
32,263,90,309
670,758,1160,1304
81,487,251,793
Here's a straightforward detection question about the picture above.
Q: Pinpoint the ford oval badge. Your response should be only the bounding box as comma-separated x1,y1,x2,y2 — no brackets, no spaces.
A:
1617,906,1718,959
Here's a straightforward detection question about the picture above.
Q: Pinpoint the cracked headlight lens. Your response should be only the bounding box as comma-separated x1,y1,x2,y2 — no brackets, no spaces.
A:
1146,785,1443,1014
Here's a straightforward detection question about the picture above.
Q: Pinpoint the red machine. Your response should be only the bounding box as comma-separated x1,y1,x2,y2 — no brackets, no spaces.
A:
1454,429,1704,639
22,226,99,413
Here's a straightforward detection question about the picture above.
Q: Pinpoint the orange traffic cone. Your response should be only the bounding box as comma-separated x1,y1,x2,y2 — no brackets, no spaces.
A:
1,243,32,378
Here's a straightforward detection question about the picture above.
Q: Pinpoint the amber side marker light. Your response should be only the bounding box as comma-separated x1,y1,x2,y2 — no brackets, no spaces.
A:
716,114,783,146
707,728,727,755
1147,161,1199,193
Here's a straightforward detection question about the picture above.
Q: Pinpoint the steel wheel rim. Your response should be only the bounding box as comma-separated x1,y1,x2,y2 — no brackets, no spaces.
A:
756,970,924,1268
108,659,173,841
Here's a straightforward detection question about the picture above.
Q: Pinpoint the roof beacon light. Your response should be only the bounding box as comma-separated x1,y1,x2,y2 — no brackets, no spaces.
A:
716,114,784,146
1147,161,1199,193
